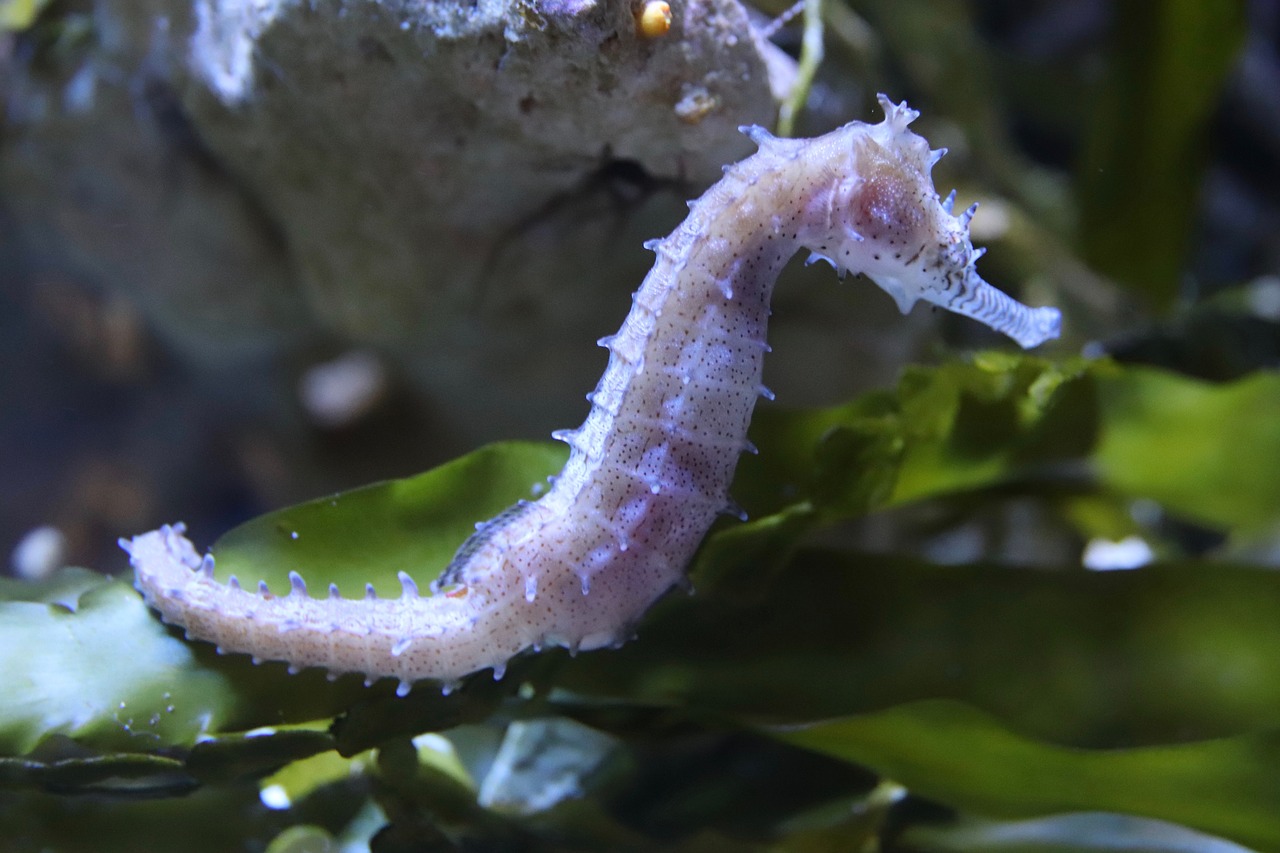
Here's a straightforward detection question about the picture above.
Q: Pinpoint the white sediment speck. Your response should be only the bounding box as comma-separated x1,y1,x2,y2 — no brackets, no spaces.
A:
298,350,388,428
1082,536,1154,571
1247,275,1280,321
11,525,67,580
259,783,291,810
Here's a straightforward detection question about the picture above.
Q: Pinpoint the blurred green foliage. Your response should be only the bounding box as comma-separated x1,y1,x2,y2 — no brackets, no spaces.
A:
1078,1,1248,310
5,356,1280,850
0,0,50,30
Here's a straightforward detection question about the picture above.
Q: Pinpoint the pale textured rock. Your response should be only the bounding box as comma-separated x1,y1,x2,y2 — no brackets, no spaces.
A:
2,0,788,446
183,0,783,340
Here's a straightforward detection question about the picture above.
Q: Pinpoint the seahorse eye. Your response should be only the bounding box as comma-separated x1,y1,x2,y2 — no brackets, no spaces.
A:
844,136,940,249
848,166,925,244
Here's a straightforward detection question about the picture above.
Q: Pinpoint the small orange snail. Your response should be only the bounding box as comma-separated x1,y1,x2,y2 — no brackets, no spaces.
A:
635,0,672,38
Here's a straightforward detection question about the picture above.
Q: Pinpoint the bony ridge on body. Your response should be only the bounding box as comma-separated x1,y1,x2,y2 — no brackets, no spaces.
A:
124,95,1061,697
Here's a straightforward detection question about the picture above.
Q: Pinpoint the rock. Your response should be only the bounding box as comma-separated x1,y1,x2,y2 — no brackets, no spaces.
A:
2,0,786,448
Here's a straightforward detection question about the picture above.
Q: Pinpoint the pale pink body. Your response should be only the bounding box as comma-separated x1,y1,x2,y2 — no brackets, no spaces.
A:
125,97,1060,695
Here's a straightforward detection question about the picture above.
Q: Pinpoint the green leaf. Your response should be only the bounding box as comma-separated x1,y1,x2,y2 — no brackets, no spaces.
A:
558,549,1280,747
186,727,336,786
776,700,1280,852
887,353,1095,506
0,569,233,756
263,826,340,853
0,0,51,30
211,441,566,598
0,750,196,797
0,786,277,852
1078,0,1248,308
744,358,1280,543
736,354,1094,522
258,747,374,810
1095,367,1280,534
902,811,1261,853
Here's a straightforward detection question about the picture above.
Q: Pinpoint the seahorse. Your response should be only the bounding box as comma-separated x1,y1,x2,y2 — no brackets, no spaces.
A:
123,96,1061,696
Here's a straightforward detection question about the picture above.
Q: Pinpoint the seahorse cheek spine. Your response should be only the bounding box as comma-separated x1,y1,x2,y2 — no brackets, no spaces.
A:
124,95,1061,696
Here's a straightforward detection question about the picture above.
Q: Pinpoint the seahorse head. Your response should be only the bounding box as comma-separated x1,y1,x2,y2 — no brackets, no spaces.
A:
817,96,1060,347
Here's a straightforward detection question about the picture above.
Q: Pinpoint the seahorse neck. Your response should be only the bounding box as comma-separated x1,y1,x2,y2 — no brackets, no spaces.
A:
544,149,813,514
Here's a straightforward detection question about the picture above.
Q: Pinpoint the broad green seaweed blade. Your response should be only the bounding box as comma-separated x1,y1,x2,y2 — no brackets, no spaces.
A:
1078,0,1247,308
210,441,567,596
1095,368,1280,534
777,701,1280,852
558,547,1280,746
0,570,233,756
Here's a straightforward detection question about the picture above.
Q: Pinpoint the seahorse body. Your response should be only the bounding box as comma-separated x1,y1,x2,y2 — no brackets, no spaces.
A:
124,96,1061,696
